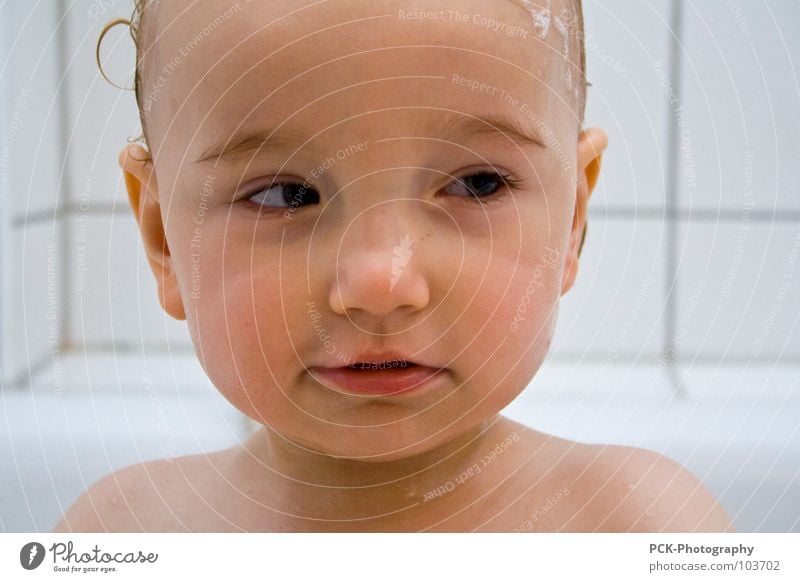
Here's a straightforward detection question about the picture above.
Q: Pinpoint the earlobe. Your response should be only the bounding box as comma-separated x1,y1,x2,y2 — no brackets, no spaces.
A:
561,127,608,296
118,144,187,321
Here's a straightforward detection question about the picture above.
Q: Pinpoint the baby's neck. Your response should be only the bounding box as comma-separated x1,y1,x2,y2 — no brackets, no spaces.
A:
231,414,525,529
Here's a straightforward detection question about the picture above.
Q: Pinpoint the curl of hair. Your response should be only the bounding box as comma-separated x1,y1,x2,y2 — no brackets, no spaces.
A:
95,0,151,161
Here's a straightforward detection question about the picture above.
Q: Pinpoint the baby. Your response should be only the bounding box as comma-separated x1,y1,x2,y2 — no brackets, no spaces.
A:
54,0,733,532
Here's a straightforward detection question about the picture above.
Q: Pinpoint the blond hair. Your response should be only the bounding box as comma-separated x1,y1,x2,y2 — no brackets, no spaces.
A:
96,0,154,159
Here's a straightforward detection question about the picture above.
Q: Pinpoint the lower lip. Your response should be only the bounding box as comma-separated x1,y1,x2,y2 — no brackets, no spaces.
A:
311,365,445,397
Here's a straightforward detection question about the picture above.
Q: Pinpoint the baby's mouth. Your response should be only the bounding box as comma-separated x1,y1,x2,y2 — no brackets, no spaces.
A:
310,360,444,397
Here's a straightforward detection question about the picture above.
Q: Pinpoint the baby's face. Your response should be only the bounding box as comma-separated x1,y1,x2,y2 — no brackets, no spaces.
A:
130,0,599,460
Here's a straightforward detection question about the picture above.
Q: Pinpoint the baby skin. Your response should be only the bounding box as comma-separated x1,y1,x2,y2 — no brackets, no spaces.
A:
55,0,732,532
54,415,732,532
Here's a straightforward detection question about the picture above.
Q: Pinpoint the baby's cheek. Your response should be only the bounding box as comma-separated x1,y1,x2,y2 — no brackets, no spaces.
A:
490,245,563,365
186,264,292,417
439,246,558,414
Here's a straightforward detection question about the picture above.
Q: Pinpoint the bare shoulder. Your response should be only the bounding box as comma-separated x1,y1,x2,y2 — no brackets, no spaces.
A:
51,458,184,532
499,421,734,532
51,451,230,533
565,443,735,532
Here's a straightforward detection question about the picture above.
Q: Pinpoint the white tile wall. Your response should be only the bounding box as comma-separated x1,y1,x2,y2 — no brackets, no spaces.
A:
66,213,193,349
679,0,800,211
1,1,64,386
675,221,800,361
582,0,672,209
57,1,195,353
0,1,10,384
4,222,63,386
553,218,667,358
63,0,142,207
4,1,63,218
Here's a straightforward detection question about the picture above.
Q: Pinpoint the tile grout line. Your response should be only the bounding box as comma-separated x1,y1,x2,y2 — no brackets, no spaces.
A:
56,0,72,356
664,0,685,396
0,7,8,384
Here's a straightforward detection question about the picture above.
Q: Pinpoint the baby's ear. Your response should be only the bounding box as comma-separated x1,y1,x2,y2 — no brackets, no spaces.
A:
119,144,186,321
561,127,608,295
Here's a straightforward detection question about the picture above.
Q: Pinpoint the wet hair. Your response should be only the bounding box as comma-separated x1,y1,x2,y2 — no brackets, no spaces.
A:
96,0,157,158
97,0,587,159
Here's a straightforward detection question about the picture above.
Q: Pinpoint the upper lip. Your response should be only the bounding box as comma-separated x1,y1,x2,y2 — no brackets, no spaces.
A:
315,350,437,369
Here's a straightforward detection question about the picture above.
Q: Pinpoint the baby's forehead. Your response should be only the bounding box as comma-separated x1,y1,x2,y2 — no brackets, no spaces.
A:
151,0,573,80
148,0,576,150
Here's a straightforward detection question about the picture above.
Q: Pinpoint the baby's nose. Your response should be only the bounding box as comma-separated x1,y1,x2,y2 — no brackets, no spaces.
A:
328,206,430,319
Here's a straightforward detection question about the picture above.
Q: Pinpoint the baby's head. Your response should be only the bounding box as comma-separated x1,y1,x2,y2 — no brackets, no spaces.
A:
109,0,607,461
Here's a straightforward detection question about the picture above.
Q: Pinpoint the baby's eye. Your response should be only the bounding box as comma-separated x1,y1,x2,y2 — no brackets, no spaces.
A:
246,180,320,210
443,170,521,202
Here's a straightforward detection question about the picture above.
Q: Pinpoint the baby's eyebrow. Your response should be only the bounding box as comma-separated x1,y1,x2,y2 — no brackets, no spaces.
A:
193,112,548,165
421,112,549,152
194,126,307,165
